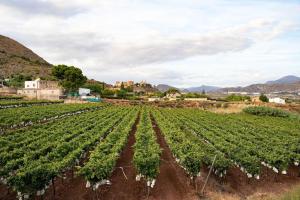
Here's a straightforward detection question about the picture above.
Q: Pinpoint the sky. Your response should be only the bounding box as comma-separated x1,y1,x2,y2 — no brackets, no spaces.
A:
0,0,300,87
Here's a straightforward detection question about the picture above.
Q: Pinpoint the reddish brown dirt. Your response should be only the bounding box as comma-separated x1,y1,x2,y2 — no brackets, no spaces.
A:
198,163,300,200
150,116,199,200
96,115,147,200
0,184,16,200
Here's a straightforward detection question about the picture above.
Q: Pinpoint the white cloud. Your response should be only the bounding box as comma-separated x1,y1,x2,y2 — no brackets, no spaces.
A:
0,0,299,86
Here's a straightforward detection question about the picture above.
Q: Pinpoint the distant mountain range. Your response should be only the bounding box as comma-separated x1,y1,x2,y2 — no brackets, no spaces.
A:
157,75,300,94
185,85,221,92
220,75,300,94
155,84,220,93
265,75,300,85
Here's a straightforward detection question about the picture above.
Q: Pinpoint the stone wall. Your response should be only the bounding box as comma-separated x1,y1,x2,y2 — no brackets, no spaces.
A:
0,87,17,95
17,88,63,100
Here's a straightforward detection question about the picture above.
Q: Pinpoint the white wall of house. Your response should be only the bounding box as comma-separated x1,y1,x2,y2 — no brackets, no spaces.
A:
25,79,40,89
148,97,161,102
166,93,181,99
184,98,208,101
79,88,91,96
19,79,62,100
269,97,286,104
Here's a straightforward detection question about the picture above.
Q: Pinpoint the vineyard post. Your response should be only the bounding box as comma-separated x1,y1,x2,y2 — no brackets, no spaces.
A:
200,155,217,195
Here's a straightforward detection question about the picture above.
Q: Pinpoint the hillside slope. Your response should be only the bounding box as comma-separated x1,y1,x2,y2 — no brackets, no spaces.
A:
155,84,178,92
266,75,300,85
0,35,52,78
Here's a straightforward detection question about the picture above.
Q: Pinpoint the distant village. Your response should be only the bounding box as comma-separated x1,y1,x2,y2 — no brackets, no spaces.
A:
1,76,300,106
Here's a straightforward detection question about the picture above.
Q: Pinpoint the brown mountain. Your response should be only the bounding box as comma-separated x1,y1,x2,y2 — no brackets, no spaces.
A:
0,35,52,78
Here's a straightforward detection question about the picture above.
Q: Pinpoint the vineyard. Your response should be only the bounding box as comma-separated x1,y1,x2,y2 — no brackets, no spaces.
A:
0,104,299,200
0,100,63,109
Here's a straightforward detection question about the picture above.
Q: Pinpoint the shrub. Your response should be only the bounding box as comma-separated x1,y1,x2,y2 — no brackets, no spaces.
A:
243,106,290,118
259,94,269,102
225,94,250,102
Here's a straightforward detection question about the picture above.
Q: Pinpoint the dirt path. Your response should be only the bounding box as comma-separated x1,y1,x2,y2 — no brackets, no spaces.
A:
97,115,147,200
150,116,199,200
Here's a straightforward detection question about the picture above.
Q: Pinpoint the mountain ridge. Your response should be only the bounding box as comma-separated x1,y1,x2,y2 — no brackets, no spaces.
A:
157,75,300,94
0,35,52,78
265,75,300,85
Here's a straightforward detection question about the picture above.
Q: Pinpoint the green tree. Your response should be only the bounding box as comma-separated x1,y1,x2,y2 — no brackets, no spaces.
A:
52,65,68,80
7,74,32,88
117,89,127,98
125,86,133,92
120,82,125,90
52,65,87,92
102,89,115,97
150,91,165,98
166,88,180,94
259,94,269,102
83,83,103,95
184,92,208,98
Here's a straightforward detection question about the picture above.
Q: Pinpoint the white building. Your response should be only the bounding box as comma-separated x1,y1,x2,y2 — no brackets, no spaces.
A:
18,78,63,100
25,79,40,89
79,88,91,96
269,97,286,104
148,97,161,102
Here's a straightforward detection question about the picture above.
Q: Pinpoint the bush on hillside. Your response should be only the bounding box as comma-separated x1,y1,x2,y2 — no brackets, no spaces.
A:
243,106,290,118
225,94,250,102
259,94,269,102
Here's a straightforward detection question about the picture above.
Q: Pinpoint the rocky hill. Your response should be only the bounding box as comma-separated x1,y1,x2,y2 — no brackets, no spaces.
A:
155,84,177,92
0,35,52,78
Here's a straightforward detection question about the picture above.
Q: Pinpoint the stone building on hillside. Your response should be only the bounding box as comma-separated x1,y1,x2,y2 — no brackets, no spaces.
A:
17,78,63,100
115,80,134,88
251,96,262,103
166,92,181,101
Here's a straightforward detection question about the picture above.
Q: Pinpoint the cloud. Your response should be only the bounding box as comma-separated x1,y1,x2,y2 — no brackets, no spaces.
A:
0,0,299,86
0,0,85,17
101,35,252,66
25,18,291,69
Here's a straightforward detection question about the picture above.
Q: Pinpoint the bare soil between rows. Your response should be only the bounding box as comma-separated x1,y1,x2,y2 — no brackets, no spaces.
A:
150,115,199,200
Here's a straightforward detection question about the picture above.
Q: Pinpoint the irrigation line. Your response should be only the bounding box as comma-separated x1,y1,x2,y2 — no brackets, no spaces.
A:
200,154,217,195
118,167,128,180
